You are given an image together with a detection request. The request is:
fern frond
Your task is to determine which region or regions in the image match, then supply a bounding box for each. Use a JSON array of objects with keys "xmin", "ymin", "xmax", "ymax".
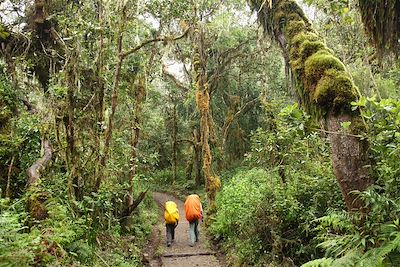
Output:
[
  {"xmin": 301, "ymin": 257, "xmax": 334, "ymax": 267},
  {"xmin": 331, "ymin": 249, "xmax": 360, "ymax": 267}
]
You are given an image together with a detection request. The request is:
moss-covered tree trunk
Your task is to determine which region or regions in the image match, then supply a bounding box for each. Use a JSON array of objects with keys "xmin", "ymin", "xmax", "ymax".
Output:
[
  {"xmin": 250, "ymin": 0, "xmax": 373, "ymax": 210},
  {"xmin": 96, "ymin": 4, "xmax": 126, "ymax": 190},
  {"xmin": 64, "ymin": 55, "xmax": 82, "ymax": 201},
  {"xmin": 121, "ymin": 76, "xmax": 147, "ymax": 230},
  {"xmin": 193, "ymin": 128, "xmax": 203, "ymax": 187},
  {"xmin": 192, "ymin": 25, "xmax": 220, "ymax": 207}
]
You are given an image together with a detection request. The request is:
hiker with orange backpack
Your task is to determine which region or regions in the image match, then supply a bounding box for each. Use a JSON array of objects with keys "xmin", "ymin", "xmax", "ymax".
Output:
[
  {"xmin": 164, "ymin": 201, "xmax": 179, "ymax": 247},
  {"xmin": 184, "ymin": 194, "xmax": 203, "ymax": 246}
]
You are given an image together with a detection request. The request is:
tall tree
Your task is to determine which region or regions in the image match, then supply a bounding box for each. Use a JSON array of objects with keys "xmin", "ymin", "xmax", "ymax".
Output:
[{"xmin": 248, "ymin": 0, "xmax": 373, "ymax": 210}]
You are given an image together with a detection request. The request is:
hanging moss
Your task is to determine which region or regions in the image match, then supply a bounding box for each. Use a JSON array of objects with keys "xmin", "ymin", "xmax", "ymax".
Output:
[
  {"xmin": 358, "ymin": 0, "xmax": 400, "ymax": 58},
  {"xmin": 195, "ymin": 91, "xmax": 210, "ymax": 114}
]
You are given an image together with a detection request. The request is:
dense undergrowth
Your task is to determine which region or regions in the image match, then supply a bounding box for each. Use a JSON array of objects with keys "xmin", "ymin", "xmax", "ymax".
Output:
[{"xmin": 0, "ymin": 184, "xmax": 158, "ymax": 267}]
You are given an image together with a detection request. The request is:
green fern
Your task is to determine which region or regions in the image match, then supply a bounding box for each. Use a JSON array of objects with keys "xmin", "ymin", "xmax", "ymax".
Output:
[
  {"xmin": 331, "ymin": 249, "xmax": 360, "ymax": 267},
  {"xmin": 301, "ymin": 257, "xmax": 334, "ymax": 267}
]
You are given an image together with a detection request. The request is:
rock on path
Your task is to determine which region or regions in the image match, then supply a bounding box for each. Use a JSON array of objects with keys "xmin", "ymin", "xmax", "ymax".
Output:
[{"xmin": 149, "ymin": 192, "xmax": 221, "ymax": 267}]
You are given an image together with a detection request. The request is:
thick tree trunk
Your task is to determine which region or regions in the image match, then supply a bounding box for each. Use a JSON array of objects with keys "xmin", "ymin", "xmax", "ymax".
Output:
[{"xmin": 327, "ymin": 113, "xmax": 372, "ymax": 210}]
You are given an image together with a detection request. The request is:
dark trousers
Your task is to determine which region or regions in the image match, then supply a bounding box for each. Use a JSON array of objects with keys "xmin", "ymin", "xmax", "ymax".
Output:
[{"xmin": 166, "ymin": 223, "xmax": 177, "ymax": 244}]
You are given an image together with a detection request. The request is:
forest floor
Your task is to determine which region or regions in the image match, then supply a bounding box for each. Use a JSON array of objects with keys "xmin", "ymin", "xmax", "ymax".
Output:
[{"xmin": 144, "ymin": 192, "xmax": 224, "ymax": 267}]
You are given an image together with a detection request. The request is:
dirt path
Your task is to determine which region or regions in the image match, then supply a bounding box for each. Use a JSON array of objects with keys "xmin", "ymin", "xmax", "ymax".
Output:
[{"xmin": 146, "ymin": 192, "xmax": 221, "ymax": 267}]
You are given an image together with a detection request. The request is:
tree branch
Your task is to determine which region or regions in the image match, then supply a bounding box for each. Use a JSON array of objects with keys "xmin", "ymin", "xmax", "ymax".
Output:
[
  {"xmin": 223, "ymin": 97, "xmax": 259, "ymax": 145},
  {"xmin": 162, "ymin": 65, "xmax": 191, "ymax": 92},
  {"xmin": 120, "ymin": 29, "xmax": 189, "ymax": 60},
  {"xmin": 209, "ymin": 40, "xmax": 251, "ymax": 91},
  {"xmin": 177, "ymin": 138, "xmax": 195, "ymax": 145}
]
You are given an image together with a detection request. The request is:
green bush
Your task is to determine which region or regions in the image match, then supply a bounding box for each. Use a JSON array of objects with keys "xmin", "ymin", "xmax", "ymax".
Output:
[{"xmin": 210, "ymin": 166, "xmax": 342, "ymax": 266}]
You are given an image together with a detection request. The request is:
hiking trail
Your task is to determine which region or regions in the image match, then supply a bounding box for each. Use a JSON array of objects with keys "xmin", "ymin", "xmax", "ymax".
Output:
[{"xmin": 145, "ymin": 192, "xmax": 223, "ymax": 267}]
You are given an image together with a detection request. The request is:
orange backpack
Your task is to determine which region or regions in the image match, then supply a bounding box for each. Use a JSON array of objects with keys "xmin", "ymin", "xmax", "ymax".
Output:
[{"xmin": 184, "ymin": 194, "xmax": 202, "ymax": 222}]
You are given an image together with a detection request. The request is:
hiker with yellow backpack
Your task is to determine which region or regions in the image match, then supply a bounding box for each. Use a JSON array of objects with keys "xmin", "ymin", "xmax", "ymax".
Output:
[{"xmin": 164, "ymin": 201, "xmax": 179, "ymax": 247}]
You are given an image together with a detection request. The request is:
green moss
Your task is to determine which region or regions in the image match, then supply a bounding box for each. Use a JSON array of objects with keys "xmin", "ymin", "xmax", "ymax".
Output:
[
  {"xmin": 304, "ymin": 50, "xmax": 345, "ymax": 87},
  {"xmin": 289, "ymin": 33, "xmax": 319, "ymax": 71},
  {"xmin": 271, "ymin": 0, "xmax": 312, "ymax": 35},
  {"xmin": 350, "ymin": 116, "xmax": 366, "ymax": 135},
  {"xmin": 290, "ymin": 32, "xmax": 319, "ymax": 57},
  {"xmin": 313, "ymin": 69, "xmax": 357, "ymax": 111},
  {"xmin": 299, "ymin": 40, "xmax": 326, "ymax": 60},
  {"xmin": 0, "ymin": 25, "xmax": 10, "ymax": 40},
  {"xmin": 285, "ymin": 20, "xmax": 307, "ymax": 39},
  {"xmin": 253, "ymin": 0, "xmax": 361, "ymax": 117}
]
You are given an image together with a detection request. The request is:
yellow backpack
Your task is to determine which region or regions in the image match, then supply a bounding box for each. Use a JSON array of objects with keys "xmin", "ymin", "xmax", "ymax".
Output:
[{"xmin": 164, "ymin": 201, "xmax": 179, "ymax": 224}]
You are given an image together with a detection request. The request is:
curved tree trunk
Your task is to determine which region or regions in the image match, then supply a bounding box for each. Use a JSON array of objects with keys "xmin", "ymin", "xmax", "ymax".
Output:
[
  {"xmin": 27, "ymin": 140, "xmax": 53, "ymax": 186},
  {"xmin": 26, "ymin": 139, "xmax": 53, "ymax": 221},
  {"xmin": 249, "ymin": 0, "xmax": 373, "ymax": 210}
]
